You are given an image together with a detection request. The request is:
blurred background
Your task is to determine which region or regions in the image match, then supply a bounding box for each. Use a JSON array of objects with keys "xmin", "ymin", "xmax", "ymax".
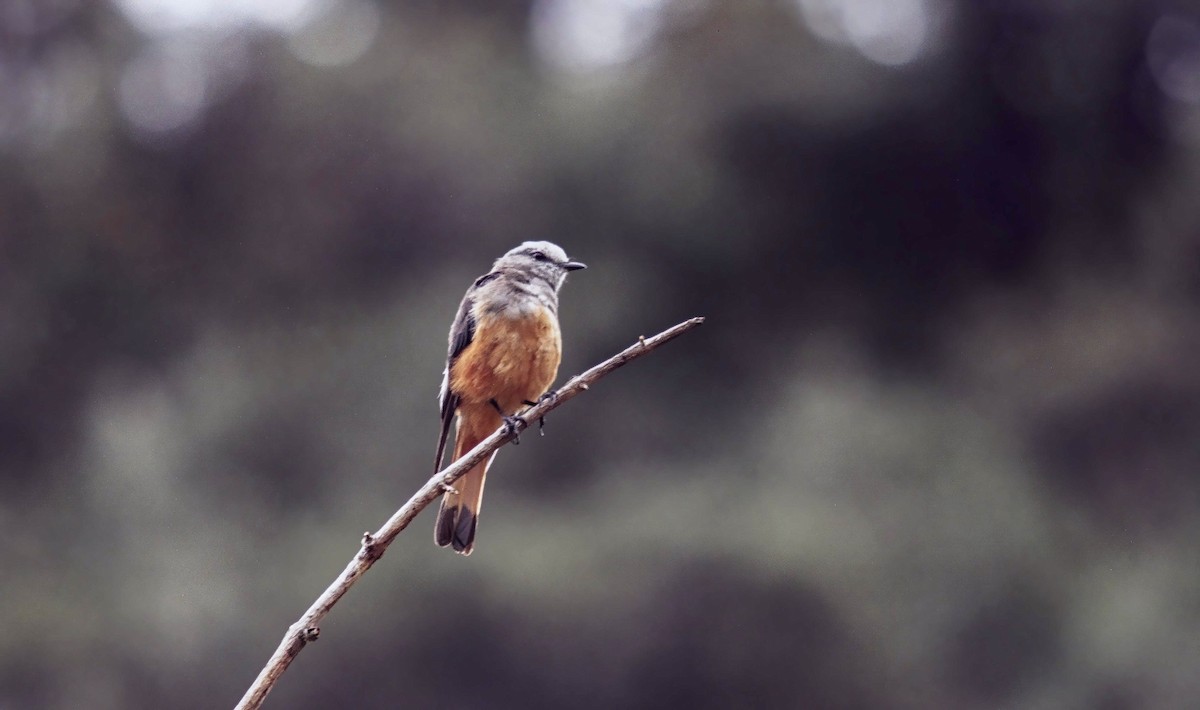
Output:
[{"xmin": 3, "ymin": 0, "xmax": 1200, "ymax": 707}]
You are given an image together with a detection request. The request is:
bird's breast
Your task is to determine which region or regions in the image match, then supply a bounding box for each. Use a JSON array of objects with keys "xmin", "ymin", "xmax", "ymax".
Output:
[{"xmin": 449, "ymin": 305, "xmax": 563, "ymax": 412}]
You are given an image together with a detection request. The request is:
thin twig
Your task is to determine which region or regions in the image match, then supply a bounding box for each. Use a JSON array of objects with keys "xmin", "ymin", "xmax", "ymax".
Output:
[{"xmin": 235, "ymin": 316, "xmax": 705, "ymax": 709}]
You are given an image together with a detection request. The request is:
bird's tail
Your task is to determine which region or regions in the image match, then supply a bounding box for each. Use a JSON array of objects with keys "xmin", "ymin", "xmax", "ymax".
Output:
[{"xmin": 435, "ymin": 427, "xmax": 495, "ymax": 555}]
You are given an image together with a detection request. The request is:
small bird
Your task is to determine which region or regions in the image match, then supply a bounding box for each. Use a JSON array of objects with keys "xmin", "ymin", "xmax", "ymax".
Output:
[{"xmin": 433, "ymin": 241, "xmax": 586, "ymax": 555}]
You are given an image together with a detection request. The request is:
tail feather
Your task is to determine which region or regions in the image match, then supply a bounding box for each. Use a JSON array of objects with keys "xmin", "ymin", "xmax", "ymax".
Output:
[{"xmin": 434, "ymin": 429, "xmax": 495, "ymax": 555}]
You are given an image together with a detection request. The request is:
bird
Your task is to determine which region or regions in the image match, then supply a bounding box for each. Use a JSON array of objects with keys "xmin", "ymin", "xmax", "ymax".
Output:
[{"xmin": 433, "ymin": 241, "xmax": 586, "ymax": 555}]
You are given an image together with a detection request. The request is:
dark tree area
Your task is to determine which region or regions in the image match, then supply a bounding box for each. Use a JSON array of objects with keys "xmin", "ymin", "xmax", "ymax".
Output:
[{"xmin": 3, "ymin": 1, "xmax": 1199, "ymax": 708}]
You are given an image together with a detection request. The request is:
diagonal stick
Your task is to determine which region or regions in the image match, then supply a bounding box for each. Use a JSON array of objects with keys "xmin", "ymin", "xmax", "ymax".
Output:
[{"xmin": 235, "ymin": 316, "xmax": 705, "ymax": 709}]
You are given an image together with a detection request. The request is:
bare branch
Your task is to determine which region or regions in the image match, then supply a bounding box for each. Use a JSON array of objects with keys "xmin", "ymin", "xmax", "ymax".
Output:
[{"xmin": 235, "ymin": 316, "xmax": 705, "ymax": 709}]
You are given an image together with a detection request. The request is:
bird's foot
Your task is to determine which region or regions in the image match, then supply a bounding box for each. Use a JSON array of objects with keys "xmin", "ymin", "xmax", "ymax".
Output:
[
  {"xmin": 535, "ymin": 390, "xmax": 559, "ymax": 435},
  {"xmin": 502, "ymin": 414, "xmax": 525, "ymax": 444},
  {"xmin": 521, "ymin": 390, "xmax": 559, "ymax": 435}
]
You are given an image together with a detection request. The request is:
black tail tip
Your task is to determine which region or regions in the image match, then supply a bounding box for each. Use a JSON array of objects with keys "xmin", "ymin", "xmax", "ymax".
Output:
[{"xmin": 435, "ymin": 505, "xmax": 478, "ymax": 555}]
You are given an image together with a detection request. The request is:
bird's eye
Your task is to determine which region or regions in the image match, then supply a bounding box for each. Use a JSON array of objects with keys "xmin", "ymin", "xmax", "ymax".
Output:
[{"xmin": 530, "ymin": 251, "xmax": 548, "ymax": 261}]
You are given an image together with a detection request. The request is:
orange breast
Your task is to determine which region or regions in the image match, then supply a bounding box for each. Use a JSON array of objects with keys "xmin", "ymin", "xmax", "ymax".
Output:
[{"xmin": 449, "ymin": 306, "xmax": 562, "ymax": 414}]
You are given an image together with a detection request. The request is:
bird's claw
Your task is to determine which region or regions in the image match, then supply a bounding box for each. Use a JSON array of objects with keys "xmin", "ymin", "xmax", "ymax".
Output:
[
  {"xmin": 439, "ymin": 481, "xmax": 458, "ymax": 495},
  {"xmin": 502, "ymin": 414, "xmax": 525, "ymax": 444},
  {"xmin": 534, "ymin": 390, "xmax": 558, "ymax": 435}
]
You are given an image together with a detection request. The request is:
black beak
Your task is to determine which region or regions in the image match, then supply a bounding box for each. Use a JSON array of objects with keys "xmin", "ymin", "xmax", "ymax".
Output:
[{"xmin": 563, "ymin": 260, "xmax": 587, "ymax": 271}]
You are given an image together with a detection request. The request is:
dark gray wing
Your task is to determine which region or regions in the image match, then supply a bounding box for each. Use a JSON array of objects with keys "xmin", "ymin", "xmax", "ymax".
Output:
[{"xmin": 433, "ymin": 273, "xmax": 496, "ymax": 472}]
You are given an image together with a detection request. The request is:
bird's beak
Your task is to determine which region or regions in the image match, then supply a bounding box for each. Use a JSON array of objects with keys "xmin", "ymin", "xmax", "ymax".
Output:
[{"xmin": 563, "ymin": 260, "xmax": 587, "ymax": 271}]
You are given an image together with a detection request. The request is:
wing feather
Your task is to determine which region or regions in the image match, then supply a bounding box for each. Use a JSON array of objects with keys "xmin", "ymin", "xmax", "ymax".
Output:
[{"xmin": 433, "ymin": 275, "xmax": 492, "ymax": 472}]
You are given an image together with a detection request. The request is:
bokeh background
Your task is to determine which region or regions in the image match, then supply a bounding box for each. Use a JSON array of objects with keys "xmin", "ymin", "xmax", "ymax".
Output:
[{"xmin": 4, "ymin": 0, "xmax": 1200, "ymax": 707}]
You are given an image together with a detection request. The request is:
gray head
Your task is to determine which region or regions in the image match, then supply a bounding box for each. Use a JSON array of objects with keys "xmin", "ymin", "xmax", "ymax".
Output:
[{"xmin": 492, "ymin": 241, "xmax": 586, "ymax": 291}]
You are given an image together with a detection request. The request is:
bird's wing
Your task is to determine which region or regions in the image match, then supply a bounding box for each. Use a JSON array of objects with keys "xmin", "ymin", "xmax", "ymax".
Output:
[{"xmin": 433, "ymin": 272, "xmax": 497, "ymax": 472}]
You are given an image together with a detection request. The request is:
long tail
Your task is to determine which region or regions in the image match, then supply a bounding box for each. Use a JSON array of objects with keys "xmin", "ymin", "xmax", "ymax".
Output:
[{"xmin": 434, "ymin": 426, "xmax": 496, "ymax": 555}]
